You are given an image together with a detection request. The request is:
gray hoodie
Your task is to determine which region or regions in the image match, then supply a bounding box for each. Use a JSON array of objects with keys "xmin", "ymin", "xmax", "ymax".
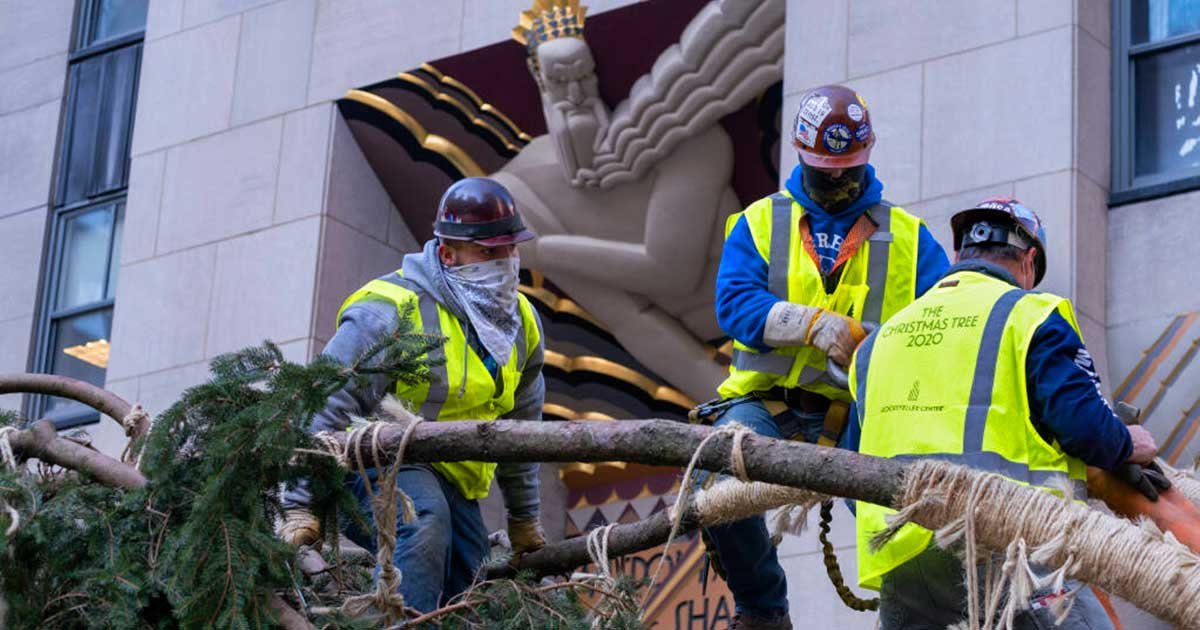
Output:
[{"xmin": 283, "ymin": 240, "xmax": 544, "ymax": 519}]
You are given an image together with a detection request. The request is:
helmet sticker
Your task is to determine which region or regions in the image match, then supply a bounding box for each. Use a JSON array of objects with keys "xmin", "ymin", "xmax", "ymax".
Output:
[
  {"xmin": 847, "ymin": 103, "xmax": 864, "ymax": 122},
  {"xmin": 823, "ymin": 123, "xmax": 852, "ymax": 153},
  {"xmin": 799, "ymin": 94, "xmax": 833, "ymax": 127},
  {"xmin": 854, "ymin": 122, "xmax": 871, "ymax": 143},
  {"xmin": 795, "ymin": 118, "xmax": 818, "ymax": 148}
]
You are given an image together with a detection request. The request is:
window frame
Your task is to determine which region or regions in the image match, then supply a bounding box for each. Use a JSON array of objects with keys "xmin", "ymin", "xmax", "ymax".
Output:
[
  {"xmin": 1111, "ymin": 1, "xmax": 1200, "ymax": 206},
  {"xmin": 25, "ymin": 0, "xmax": 144, "ymax": 428}
]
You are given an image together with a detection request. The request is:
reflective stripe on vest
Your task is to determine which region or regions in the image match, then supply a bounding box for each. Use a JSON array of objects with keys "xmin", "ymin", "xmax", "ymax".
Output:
[
  {"xmin": 852, "ymin": 276, "xmax": 1087, "ymax": 589},
  {"xmin": 337, "ymin": 271, "xmax": 538, "ymax": 500},
  {"xmin": 718, "ymin": 192, "xmax": 922, "ymax": 401}
]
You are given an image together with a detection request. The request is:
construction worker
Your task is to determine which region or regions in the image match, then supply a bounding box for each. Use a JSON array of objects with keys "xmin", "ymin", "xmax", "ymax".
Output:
[
  {"xmin": 704, "ymin": 84, "xmax": 950, "ymax": 629},
  {"xmin": 850, "ymin": 198, "xmax": 1167, "ymax": 628},
  {"xmin": 278, "ymin": 177, "xmax": 548, "ymax": 612}
]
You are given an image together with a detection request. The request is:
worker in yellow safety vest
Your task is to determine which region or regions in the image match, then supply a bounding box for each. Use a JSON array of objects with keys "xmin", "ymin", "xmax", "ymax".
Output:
[
  {"xmin": 850, "ymin": 198, "xmax": 1168, "ymax": 629},
  {"xmin": 278, "ymin": 177, "xmax": 548, "ymax": 613},
  {"xmin": 701, "ymin": 84, "xmax": 950, "ymax": 630}
]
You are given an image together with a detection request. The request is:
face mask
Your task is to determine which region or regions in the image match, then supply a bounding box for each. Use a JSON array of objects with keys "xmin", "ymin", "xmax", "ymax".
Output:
[
  {"xmin": 442, "ymin": 256, "xmax": 522, "ymax": 367},
  {"xmin": 801, "ymin": 163, "xmax": 866, "ymax": 213}
]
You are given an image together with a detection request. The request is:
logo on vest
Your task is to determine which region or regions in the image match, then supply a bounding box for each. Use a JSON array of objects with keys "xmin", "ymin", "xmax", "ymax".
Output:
[{"xmin": 907, "ymin": 380, "xmax": 920, "ymax": 402}]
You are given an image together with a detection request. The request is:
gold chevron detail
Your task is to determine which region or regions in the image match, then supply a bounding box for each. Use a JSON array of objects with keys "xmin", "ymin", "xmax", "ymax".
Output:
[
  {"xmin": 343, "ymin": 90, "xmax": 485, "ymax": 177},
  {"xmin": 518, "ymin": 284, "xmax": 604, "ymax": 329},
  {"xmin": 422, "ymin": 63, "xmax": 534, "ymax": 142},
  {"xmin": 542, "ymin": 402, "xmax": 615, "ymax": 421},
  {"xmin": 543, "ymin": 350, "xmax": 698, "ymax": 409},
  {"xmin": 397, "ymin": 71, "xmax": 526, "ymax": 153}
]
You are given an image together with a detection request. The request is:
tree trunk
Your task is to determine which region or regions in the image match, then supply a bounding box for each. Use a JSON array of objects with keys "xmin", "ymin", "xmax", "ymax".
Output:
[
  {"xmin": 335, "ymin": 419, "xmax": 906, "ymax": 507},
  {"xmin": 0, "ymin": 373, "xmax": 132, "ymax": 423}
]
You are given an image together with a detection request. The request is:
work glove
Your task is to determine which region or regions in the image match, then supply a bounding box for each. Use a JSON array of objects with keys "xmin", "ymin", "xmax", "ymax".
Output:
[
  {"xmin": 763, "ymin": 303, "xmax": 868, "ymax": 367},
  {"xmin": 507, "ymin": 516, "xmax": 546, "ymax": 555},
  {"xmin": 277, "ymin": 508, "xmax": 321, "ymax": 548},
  {"xmin": 807, "ymin": 310, "xmax": 867, "ymax": 368},
  {"xmin": 1116, "ymin": 461, "xmax": 1172, "ymax": 502}
]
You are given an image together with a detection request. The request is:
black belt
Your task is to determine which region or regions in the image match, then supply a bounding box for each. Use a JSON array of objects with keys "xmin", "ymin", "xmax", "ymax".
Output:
[{"xmin": 760, "ymin": 387, "xmax": 832, "ymax": 414}]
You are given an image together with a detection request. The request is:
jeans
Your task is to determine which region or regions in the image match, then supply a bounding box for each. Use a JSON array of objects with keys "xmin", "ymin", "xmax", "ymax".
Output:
[
  {"xmin": 699, "ymin": 398, "xmax": 825, "ymax": 618},
  {"xmin": 880, "ymin": 546, "xmax": 1115, "ymax": 630},
  {"xmin": 344, "ymin": 464, "xmax": 488, "ymax": 613}
]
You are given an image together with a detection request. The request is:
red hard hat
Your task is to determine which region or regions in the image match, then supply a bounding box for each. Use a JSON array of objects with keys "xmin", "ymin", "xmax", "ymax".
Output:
[
  {"xmin": 951, "ymin": 197, "xmax": 1048, "ymax": 286},
  {"xmin": 790, "ymin": 85, "xmax": 875, "ymax": 169},
  {"xmin": 434, "ymin": 177, "xmax": 536, "ymax": 246}
]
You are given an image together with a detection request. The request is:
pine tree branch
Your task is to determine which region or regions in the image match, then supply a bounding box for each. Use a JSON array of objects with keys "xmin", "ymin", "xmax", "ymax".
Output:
[
  {"xmin": 4, "ymin": 420, "xmax": 313, "ymax": 630},
  {"xmin": 0, "ymin": 373, "xmax": 134, "ymax": 424},
  {"xmin": 6, "ymin": 420, "xmax": 147, "ymax": 490}
]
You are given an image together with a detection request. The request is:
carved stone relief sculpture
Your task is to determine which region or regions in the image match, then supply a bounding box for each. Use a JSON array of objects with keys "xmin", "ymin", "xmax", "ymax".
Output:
[{"xmin": 490, "ymin": 0, "xmax": 784, "ymax": 400}]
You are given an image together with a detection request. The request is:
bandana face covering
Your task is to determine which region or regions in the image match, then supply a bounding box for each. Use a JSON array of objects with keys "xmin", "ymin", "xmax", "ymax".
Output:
[{"xmin": 442, "ymin": 256, "xmax": 522, "ymax": 366}]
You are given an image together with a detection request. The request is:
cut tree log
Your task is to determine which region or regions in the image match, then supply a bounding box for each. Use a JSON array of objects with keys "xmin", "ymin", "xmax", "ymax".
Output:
[{"xmin": 4, "ymin": 373, "xmax": 1198, "ymax": 626}]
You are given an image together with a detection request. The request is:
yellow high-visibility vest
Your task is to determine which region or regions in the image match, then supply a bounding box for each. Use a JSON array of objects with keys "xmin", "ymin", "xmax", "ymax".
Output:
[
  {"xmin": 851, "ymin": 270, "xmax": 1087, "ymax": 590},
  {"xmin": 337, "ymin": 271, "xmax": 542, "ymax": 500},
  {"xmin": 718, "ymin": 191, "xmax": 924, "ymax": 401}
]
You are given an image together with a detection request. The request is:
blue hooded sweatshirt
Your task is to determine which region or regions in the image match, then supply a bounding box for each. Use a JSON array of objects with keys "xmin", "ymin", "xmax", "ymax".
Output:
[{"xmin": 715, "ymin": 163, "xmax": 950, "ymax": 352}]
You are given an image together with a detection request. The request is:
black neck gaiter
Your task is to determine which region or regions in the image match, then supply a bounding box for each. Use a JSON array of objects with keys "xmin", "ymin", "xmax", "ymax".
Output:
[{"xmin": 801, "ymin": 163, "xmax": 867, "ymax": 213}]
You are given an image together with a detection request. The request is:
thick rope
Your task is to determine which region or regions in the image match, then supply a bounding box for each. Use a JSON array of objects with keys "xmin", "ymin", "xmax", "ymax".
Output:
[
  {"xmin": 119, "ymin": 404, "xmax": 150, "ymax": 467},
  {"xmin": 818, "ymin": 501, "xmax": 879, "ymax": 611},
  {"xmin": 585, "ymin": 524, "xmax": 616, "ymax": 584},
  {"xmin": 0, "ymin": 427, "xmax": 18, "ymax": 537},
  {"xmin": 339, "ymin": 397, "xmax": 423, "ymax": 623},
  {"xmin": 873, "ymin": 460, "xmax": 1200, "ymax": 629},
  {"xmin": 644, "ymin": 423, "xmax": 751, "ymax": 611},
  {"xmin": 0, "ymin": 427, "xmax": 17, "ymax": 472},
  {"xmin": 1160, "ymin": 459, "xmax": 1200, "ymax": 509}
]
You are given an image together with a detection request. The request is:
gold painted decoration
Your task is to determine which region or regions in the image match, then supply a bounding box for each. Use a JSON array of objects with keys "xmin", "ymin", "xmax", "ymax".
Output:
[
  {"xmin": 421, "ymin": 64, "xmax": 534, "ymax": 143},
  {"xmin": 543, "ymin": 350, "xmax": 697, "ymax": 409},
  {"xmin": 342, "ymin": 89, "xmax": 486, "ymax": 177},
  {"xmin": 512, "ymin": 0, "xmax": 588, "ymax": 53}
]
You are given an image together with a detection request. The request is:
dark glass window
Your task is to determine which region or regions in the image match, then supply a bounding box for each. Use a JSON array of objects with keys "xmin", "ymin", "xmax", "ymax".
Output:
[
  {"xmin": 1113, "ymin": 1, "xmax": 1200, "ymax": 204},
  {"xmin": 77, "ymin": 0, "xmax": 148, "ymax": 50},
  {"xmin": 30, "ymin": 1, "xmax": 143, "ymax": 427},
  {"xmin": 58, "ymin": 44, "xmax": 140, "ymax": 206}
]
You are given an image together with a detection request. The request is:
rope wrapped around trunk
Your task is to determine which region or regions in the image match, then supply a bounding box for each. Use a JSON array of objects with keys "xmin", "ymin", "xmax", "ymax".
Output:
[{"xmin": 875, "ymin": 460, "xmax": 1200, "ymax": 630}]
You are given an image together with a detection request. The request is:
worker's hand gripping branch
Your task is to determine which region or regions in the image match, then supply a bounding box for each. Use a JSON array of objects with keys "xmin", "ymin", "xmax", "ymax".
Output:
[
  {"xmin": 763, "ymin": 302, "xmax": 867, "ymax": 367},
  {"xmin": 1114, "ymin": 401, "xmax": 1171, "ymax": 501}
]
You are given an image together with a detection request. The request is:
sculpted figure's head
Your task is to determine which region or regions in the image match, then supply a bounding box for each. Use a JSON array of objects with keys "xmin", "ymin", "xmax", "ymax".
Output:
[{"xmin": 514, "ymin": 1, "xmax": 609, "ymax": 185}]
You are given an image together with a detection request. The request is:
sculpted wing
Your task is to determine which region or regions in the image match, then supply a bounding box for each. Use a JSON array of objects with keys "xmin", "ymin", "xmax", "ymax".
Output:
[{"xmin": 582, "ymin": 0, "xmax": 784, "ymax": 188}]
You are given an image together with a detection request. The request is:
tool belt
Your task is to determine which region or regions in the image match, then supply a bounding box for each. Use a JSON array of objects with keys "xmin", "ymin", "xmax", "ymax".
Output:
[{"xmin": 688, "ymin": 388, "xmax": 852, "ymax": 448}]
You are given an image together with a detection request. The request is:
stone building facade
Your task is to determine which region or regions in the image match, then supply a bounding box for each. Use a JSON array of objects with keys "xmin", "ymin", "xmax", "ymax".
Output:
[{"xmin": 1, "ymin": 1, "xmax": 1197, "ymax": 628}]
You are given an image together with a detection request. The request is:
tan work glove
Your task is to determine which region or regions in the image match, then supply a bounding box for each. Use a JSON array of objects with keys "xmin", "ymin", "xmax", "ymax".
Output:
[
  {"xmin": 277, "ymin": 508, "xmax": 321, "ymax": 548},
  {"xmin": 807, "ymin": 309, "xmax": 867, "ymax": 368},
  {"xmin": 507, "ymin": 516, "xmax": 546, "ymax": 555},
  {"xmin": 763, "ymin": 302, "xmax": 866, "ymax": 367}
]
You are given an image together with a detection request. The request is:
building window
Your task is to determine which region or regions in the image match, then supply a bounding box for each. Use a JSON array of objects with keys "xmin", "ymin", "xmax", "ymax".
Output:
[
  {"xmin": 29, "ymin": 0, "xmax": 146, "ymax": 428},
  {"xmin": 1113, "ymin": 0, "xmax": 1200, "ymax": 205}
]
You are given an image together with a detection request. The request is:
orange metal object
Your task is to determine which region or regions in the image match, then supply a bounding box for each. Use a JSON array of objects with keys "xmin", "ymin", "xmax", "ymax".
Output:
[{"xmin": 1087, "ymin": 467, "xmax": 1200, "ymax": 553}]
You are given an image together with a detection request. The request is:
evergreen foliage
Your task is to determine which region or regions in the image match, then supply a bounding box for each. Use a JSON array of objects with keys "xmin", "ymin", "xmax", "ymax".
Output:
[
  {"xmin": 0, "ymin": 303, "xmax": 442, "ymax": 628},
  {"xmin": 0, "ymin": 301, "xmax": 651, "ymax": 629}
]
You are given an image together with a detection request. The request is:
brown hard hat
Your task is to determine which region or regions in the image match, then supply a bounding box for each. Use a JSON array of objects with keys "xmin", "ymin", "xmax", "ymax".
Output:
[
  {"xmin": 790, "ymin": 85, "xmax": 875, "ymax": 169},
  {"xmin": 434, "ymin": 177, "xmax": 536, "ymax": 246}
]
